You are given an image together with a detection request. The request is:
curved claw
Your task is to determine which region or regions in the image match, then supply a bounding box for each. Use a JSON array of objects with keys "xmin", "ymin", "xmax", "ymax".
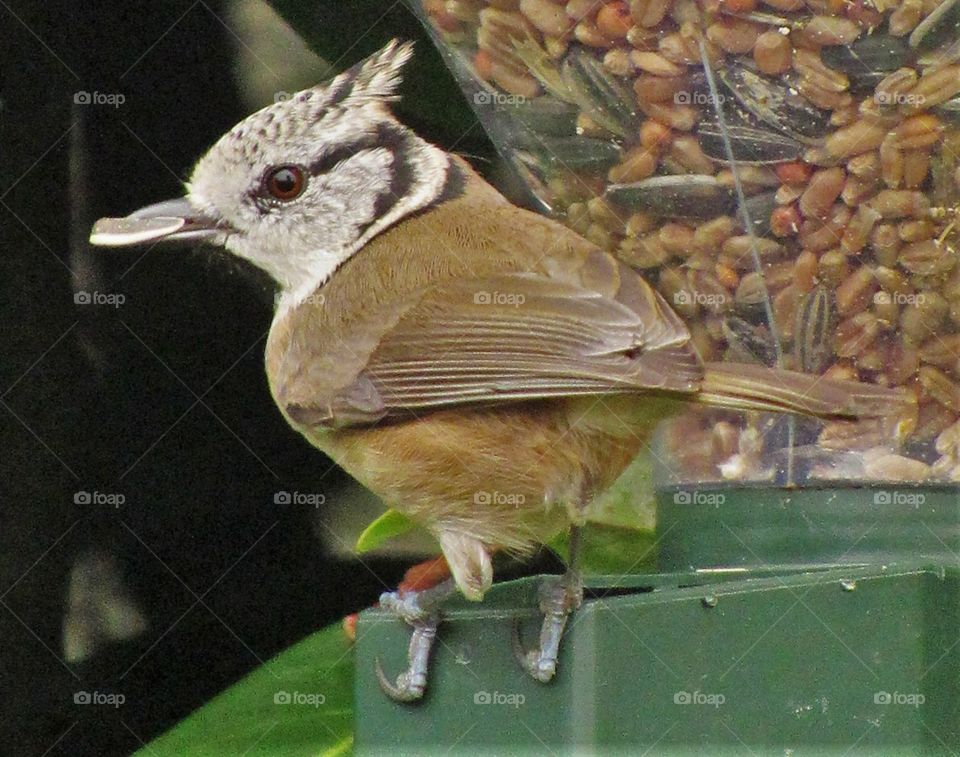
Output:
[
  {"xmin": 375, "ymin": 656, "xmax": 426, "ymax": 703},
  {"xmin": 373, "ymin": 579, "xmax": 454, "ymax": 702},
  {"xmin": 511, "ymin": 619, "xmax": 556, "ymax": 683}
]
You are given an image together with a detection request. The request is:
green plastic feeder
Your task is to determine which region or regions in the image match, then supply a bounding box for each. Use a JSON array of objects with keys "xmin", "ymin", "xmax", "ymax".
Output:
[{"xmin": 355, "ymin": 486, "xmax": 960, "ymax": 755}]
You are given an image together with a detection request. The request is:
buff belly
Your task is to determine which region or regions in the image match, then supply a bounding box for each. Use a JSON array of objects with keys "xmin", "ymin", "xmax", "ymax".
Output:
[{"xmin": 303, "ymin": 394, "xmax": 684, "ymax": 555}]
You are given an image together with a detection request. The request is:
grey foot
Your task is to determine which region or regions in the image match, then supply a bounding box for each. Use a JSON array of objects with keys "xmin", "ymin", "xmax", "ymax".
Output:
[
  {"xmin": 374, "ymin": 579, "xmax": 455, "ymax": 702},
  {"xmin": 512, "ymin": 574, "xmax": 583, "ymax": 683}
]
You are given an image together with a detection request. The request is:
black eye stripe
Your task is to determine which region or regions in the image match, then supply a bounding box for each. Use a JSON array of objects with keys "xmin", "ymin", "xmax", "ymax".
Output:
[
  {"xmin": 306, "ymin": 140, "xmax": 372, "ymax": 176},
  {"xmin": 306, "ymin": 123, "xmax": 408, "ymax": 177},
  {"xmin": 250, "ymin": 123, "xmax": 413, "ymax": 214}
]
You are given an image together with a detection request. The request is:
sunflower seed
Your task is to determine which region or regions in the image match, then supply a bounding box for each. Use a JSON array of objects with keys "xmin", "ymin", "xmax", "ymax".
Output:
[
  {"xmin": 511, "ymin": 96, "xmax": 579, "ymax": 137},
  {"xmin": 918, "ymin": 37, "xmax": 960, "ymax": 68},
  {"xmin": 910, "ymin": 0, "xmax": 960, "ymax": 52},
  {"xmin": 736, "ymin": 191, "xmax": 778, "ymax": 237},
  {"xmin": 526, "ymin": 136, "xmax": 623, "ymax": 171},
  {"xmin": 820, "ymin": 35, "xmax": 913, "ymax": 91},
  {"xmin": 606, "ymin": 175, "xmax": 736, "ymax": 217},
  {"xmin": 696, "ymin": 121, "xmax": 805, "ymax": 164},
  {"xmin": 794, "ymin": 285, "xmax": 835, "ymax": 372},
  {"xmin": 723, "ymin": 315, "xmax": 779, "ymax": 364},
  {"xmin": 562, "ymin": 47, "xmax": 638, "ymax": 138},
  {"xmin": 718, "ymin": 61, "xmax": 832, "ymax": 143}
]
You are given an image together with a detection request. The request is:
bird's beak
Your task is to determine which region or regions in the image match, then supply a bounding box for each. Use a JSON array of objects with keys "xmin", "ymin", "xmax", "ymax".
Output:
[{"xmin": 89, "ymin": 197, "xmax": 225, "ymax": 247}]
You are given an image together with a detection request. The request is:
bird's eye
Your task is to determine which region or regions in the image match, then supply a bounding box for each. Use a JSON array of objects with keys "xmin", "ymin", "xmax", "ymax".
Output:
[{"xmin": 265, "ymin": 165, "xmax": 305, "ymax": 201}]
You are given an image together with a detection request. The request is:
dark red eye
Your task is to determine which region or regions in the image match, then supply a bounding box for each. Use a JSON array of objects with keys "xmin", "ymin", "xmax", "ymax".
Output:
[{"xmin": 265, "ymin": 165, "xmax": 305, "ymax": 201}]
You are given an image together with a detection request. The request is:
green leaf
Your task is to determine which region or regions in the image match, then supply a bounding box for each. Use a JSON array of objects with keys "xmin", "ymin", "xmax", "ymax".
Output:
[
  {"xmin": 549, "ymin": 523, "xmax": 658, "ymax": 576},
  {"xmin": 138, "ymin": 623, "xmax": 354, "ymax": 756},
  {"xmin": 586, "ymin": 450, "xmax": 656, "ymax": 532},
  {"xmin": 548, "ymin": 452, "xmax": 658, "ymax": 574},
  {"xmin": 354, "ymin": 508, "xmax": 418, "ymax": 554}
]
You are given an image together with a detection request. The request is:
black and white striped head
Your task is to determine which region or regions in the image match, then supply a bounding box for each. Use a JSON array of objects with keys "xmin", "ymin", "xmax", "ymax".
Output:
[
  {"xmin": 191, "ymin": 39, "xmax": 454, "ymax": 298},
  {"xmin": 90, "ymin": 40, "xmax": 453, "ymax": 303}
]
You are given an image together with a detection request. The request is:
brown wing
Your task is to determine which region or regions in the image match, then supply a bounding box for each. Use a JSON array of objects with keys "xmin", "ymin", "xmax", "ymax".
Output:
[{"xmin": 282, "ymin": 268, "xmax": 703, "ymax": 429}]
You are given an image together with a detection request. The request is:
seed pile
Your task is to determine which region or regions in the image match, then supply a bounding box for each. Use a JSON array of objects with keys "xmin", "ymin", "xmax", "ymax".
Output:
[{"xmin": 418, "ymin": 0, "xmax": 960, "ymax": 482}]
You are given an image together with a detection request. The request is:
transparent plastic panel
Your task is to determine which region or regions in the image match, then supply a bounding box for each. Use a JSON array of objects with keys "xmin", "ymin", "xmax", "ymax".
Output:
[{"xmin": 409, "ymin": 0, "xmax": 960, "ymax": 486}]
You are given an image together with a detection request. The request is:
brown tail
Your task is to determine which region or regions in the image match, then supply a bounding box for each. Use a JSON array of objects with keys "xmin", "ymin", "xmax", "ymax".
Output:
[{"xmin": 700, "ymin": 362, "xmax": 913, "ymax": 421}]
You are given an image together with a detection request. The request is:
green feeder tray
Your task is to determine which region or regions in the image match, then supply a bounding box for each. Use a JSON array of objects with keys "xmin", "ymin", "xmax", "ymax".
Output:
[
  {"xmin": 355, "ymin": 486, "xmax": 960, "ymax": 755},
  {"xmin": 657, "ymin": 484, "xmax": 960, "ymax": 571}
]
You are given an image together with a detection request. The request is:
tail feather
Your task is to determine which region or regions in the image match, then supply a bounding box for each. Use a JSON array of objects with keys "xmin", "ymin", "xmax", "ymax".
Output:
[{"xmin": 700, "ymin": 362, "xmax": 913, "ymax": 421}]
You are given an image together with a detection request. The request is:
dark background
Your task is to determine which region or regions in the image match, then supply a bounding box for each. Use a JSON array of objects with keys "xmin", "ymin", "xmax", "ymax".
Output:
[{"xmin": 0, "ymin": 2, "xmax": 532, "ymax": 754}]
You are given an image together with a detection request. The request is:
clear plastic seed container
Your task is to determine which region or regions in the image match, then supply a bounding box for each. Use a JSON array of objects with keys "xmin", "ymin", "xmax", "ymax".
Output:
[{"xmin": 409, "ymin": 0, "xmax": 960, "ymax": 486}]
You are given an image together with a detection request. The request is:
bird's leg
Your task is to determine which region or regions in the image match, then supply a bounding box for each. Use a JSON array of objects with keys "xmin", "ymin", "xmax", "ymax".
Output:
[
  {"xmin": 375, "ymin": 577, "xmax": 456, "ymax": 702},
  {"xmin": 513, "ymin": 524, "xmax": 584, "ymax": 683},
  {"xmin": 345, "ymin": 556, "xmax": 451, "ymax": 644}
]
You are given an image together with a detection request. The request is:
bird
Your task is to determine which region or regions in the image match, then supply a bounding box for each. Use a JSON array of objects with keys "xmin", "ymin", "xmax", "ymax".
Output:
[{"xmin": 90, "ymin": 39, "xmax": 913, "ymax": 702}]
